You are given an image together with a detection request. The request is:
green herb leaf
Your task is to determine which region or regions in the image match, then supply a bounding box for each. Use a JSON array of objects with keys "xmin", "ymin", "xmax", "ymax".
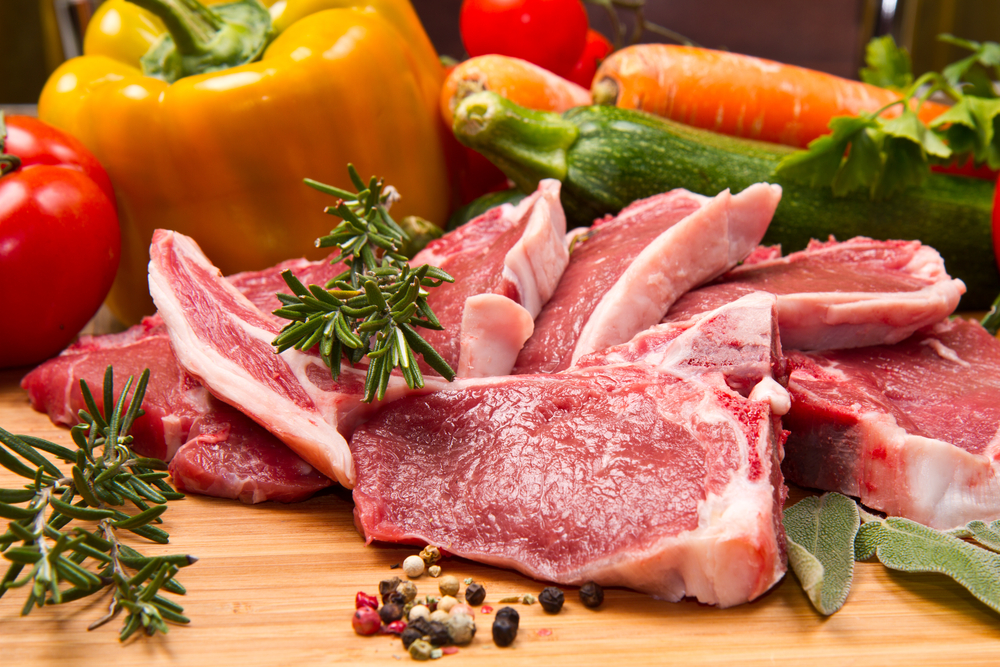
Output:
[
  {"xmin": 856, "ymin": 515, "xmax": 1000, "ymax": 614},
  {"xmin": 775, "ymin": 115, "xmax": 879, "ymax": 191},
  {"xmin": 783, "ymin": 493, "xmax": 860, "ymax": 615},
  {"xmin": 929, "ymin": 95, "xmax": 1000, "ymax": 169},
  {"xmin": 0, "ymin": 367, "xmax": 192, "ymax": 641},
  {"xmin": 860, "ymin": 35, "xmax": 913, "ymax": 91},
  {"xmin": 939, "ymin": 35, "xmax": 1000, "ymax": 97},
  {"xmin": 272, "ymin": 166, "xmax": 455, "ymax": 401}
]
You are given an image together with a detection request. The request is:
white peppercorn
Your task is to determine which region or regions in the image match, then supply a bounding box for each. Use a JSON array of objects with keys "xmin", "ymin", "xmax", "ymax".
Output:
[
  {"xmin": 408, "ymin": 604, "xmax": 430, "ymax": 622},
  {"xmin": 437, "ymin": 595, "xmax": 458, "ymax": 613},
  {"xmin": 446, "ymin": 612, "xmax": 476, "ymax": 645},
  {"xmin": 438, "ymin": 575, "xmax": 460, "ymax": 598},
  {"xmin": 403, "ymin": 555, "xmax": 425, "ymax": 578}
]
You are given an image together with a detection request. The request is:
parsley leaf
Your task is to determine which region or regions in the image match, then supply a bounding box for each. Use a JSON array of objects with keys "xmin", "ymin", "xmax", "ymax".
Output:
[{"xmin": 860, "ymin": 35, "xmax": 913, "ymax": 91}]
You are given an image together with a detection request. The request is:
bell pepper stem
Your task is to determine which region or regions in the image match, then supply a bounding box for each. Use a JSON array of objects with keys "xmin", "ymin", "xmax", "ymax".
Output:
[
  {"xmin": 128, "ymin": 0, "xmax": 272, "ymax": 82},
  {"xmin": 451, "ymin": 91, "xmax": 579, "ymax": 194},
  {"xmin": 0, "ymin": 112, "xmax": 21, "ymax": 178},
  {"xmin": 128, "ymin": 0, "xmax": 224, "ymax": 56}
]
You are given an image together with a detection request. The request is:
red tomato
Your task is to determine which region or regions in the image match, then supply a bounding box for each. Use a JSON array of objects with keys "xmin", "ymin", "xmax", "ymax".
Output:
[
  {"xmin": 0, "ymin": 115, "xmax": 120, "ymax": 369},
  {"xmin": 460, "ymin": 0, "xmax": 589, "ymax": 78},
  {"xmin": 566, "ymin": 29, "xmax": 613, "ymax": 89}
]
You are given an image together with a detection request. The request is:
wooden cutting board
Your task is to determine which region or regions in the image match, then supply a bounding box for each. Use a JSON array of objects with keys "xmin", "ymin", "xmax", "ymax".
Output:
[{"xmin": 1, "ymin": 366, "xmax": 999, "ymax": 666}]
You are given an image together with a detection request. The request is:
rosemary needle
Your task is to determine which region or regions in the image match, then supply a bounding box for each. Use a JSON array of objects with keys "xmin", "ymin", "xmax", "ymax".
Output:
[
  {"xmin": 0, "ymin": 366, "xmax": 194, "ymax": 641},
  {"xmin": 272, "ymin": 165, "xmax": 456, "ymax": 401}
]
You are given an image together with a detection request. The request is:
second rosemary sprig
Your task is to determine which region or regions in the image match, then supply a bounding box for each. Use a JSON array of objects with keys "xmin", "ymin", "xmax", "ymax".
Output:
[{"xmin": 271, "ymin": 165, "xmax": 456, "ymax": 401}]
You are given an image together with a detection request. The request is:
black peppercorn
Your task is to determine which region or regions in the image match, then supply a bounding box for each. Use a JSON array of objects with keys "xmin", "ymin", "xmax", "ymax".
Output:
[
  {"xmin": 492, "ymin": 616, "xmax": 517, "ymax": 647},
  {"xmin": 408, "ymin": 617, "xmax": 432, "ymax": 636},
  {"xmin": 579, "ymin": 581, "xmax": 604, "ymax": 608},
  {"xmin": 400, "ymin": 626, "xmax": 423, "ymax": 649},
  {"xmin": 384, "ymin": 590, "xmax": 407, "ymax": 607},
  {"xmin": 464, "ymin": 582, "xmax": 486, "ymax": 606},
  {"xmin": 380, "ymin": 576, "xmax": 402, "ymax": 602},
  {"xmin": 379, "ymin": 602, "xmax": 403, "ymax": 624},
  {"xmin": 426, "ymin": 620, "xmax": 451, "ymax": 646},
  {"xmin": 538, "ymin": 586, "xmax": 564, "ymax": 613},
  {"xmin": 495, "ymin": 605, "xmax": 519, "ymax": 630}
]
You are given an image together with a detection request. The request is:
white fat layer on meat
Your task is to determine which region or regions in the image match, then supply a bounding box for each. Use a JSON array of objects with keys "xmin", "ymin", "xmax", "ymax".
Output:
[
  {"xmin": 736, "ymin": 239, "xmax": 965, "ymax": 350},
  {"xmin": 500, "ymin": 179, "xmax": 568, "ymax": 318},
  {"xmin": 149, "ymin": 231, "xmax": 356, "ymax": 488},
  {"xmin": 749, "ymin": 377, "xmax": 790, "ymax": 416},
  {"xmin": 853, "ymin": 412, "xmax": 1000, "ymax": 529},
  {"xmin": 458, "ymin": 295, "xmax": 535, "ymax": 378},
  {"xmin": 921, "ymin": 338, "xmax": 971, "ymax": 367},
  {"xmin": 571, "ymin": 183, "xmax": 780, "ymax": 365}
]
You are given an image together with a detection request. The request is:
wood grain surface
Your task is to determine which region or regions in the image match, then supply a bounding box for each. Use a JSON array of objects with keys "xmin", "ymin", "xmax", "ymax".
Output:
[{"xmin": 1, "ymin": 366, "xmax": 999, "ymax": 666}]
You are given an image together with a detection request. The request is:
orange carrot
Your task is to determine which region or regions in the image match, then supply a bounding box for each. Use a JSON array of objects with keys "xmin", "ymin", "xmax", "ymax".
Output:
[
  {"xmin": 592, "ymin": 44, "xmax": 951, "ymax": 149},
  {"xmin": 440, "ymin": 55, "xmax": 592, "ymax": 129}
]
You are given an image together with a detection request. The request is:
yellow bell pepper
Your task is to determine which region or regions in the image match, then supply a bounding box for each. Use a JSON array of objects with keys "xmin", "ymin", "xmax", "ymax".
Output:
[{"xmin": 40, "ymin": 0, "xmax": 451, "ymax": 324}]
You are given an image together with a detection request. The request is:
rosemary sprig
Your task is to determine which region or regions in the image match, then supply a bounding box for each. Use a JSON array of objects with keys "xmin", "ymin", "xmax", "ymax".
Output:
[
  {"xmin": 271, "ymin": 165, "xmax": 456, "ymax": 401},
  {"xmin": 0, "ymin": 366, "xmax": 194, "ymax": 641}
]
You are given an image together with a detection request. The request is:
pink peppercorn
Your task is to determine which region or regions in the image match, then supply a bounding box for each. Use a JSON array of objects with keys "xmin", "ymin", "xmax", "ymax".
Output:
[
  {"xmin": 352, "ymin": 607, "xmax": 382, "ymax": 636},
  {"xmin": 355, "ymin": 591, "xmax": 379, "ymax": 610},
  {"xmin": 384, "ymin": 620, "xmax": 407, "ymax": 635}
]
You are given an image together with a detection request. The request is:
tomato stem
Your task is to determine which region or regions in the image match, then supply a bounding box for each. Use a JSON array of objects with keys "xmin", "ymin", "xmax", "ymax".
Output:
[{"xmin": 0, "ymin": 112, "xmax": 21, "ymax": 178}]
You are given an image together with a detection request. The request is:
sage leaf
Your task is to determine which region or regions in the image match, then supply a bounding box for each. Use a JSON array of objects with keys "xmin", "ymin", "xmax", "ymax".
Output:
[
  {"xmin": 856, "ymin": 516, "xmax": 1000, "ymax": 614},
  {"xmin": 783, "ymin": 492, "xmax": 860, "ymax": 615},
  {"xmin": 948, "ymin": 519, "xmax": 1000, "ymax": 553}
]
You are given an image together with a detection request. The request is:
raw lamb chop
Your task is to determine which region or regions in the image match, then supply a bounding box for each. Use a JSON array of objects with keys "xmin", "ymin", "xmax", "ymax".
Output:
[
  {"xmin": 663, "ymin": 237, "xmax": 966, "ymax": 350},
  {"xmin": 512, "ymin": 183, "xmax": 781, "ymax": 374},
  {"xmin": 20, "ymin": 315, "xmax": 332, "ymax": 503},
  {"xmin": 148, "ymin": 230, "xmax": 449, "ymax": 488},
  {"xmin": 351, "ymin": 293, "xmax": 789, "ymax": 607},
  {"xmin": 21, "ymin": 254, "xmax": 345, "ymax": 503},
  {"xmin": 782, "ymin": 317, "xmax": 1000, "ymax": 529},
  {"xmin": 412, "ymin": 179, "xmax": 568, "ymax": 377}
]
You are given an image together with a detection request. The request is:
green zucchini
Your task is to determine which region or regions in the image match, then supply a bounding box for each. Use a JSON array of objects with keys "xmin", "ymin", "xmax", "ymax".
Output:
[{"xmin": 452, "ymin": 91, "xmax": 999, "ymax": 309}]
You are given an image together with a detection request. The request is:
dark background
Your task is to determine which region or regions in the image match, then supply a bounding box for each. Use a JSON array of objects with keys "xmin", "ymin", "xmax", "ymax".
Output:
[{"xmin": 2, "ymin": 0, "xmax": 999, "ymax": 104}]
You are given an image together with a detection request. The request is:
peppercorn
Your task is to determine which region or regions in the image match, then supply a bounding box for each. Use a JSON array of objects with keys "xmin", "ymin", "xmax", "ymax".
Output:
[
  {"xmin": 379, "ymin": 602, "xmax": 404, "ymax": 624},
  {"xmin": 352, "ymin": 607, "xmax": 382, "ymax": 636},
  {"xmin": 426, "ymin": 620, "xmax": 451, "ymax": 646},
  {"xmin": 429, "ymin": 609, "xmax": 449, "ymax": 624},
  {"xmin": 379, "ymin": 576, "xmax": 402, "ymax": 601},
  {"xmin": 465, "ymin": 582, "xmax": 486, "ymax": 606},
  {"xmin": 437, "ymin": 595, "xmax": 458, "ymax": 613},
  {"xmin": 420, "ymin": 545, "xmax": 441, "ymax": 565},
  {"xmin": 439, "ymin": 575, "xmax": 460, "ymax": 597},
  {"xmin": 396, "ymin": 580, "xmax": 418, "ymax": 603},
  {"xmin": 492, "ymin": 614, "xmax": 518, "ymax": 647},
  {"xmin": 428, "ymin": 564, "xmax": 442, "ymax": 577},
  {"xmin": 355, "ymin": 591, "xmax": 378, "ymax": 610},
  {"xmin": 384, "ymin": 620, "xmax": 407, "ymax": 635},
  {"xmin": 446, "ymin": 611, "xmax": 476, "ymax": 645},
  {"xmin": 384, "ymin": 590, "xmax": 407, "ymax": 607},
  {"xmin": 408, "ymin": 616, "xmax": 432, "ymax": 636},
  {"xmin": 401, "ymin": 625, "xmax": 423, "ymax": 649},
  {"xmin": 408, "ymin": 639, "xmax": 433, "ymax": 661},
  {"xmin": 408, "ymin": 604, "xmax": 430, "ymax": 623},
  {"xmin": 538, "ymin": 587, "xmax": 564, "ymax": 614},
  {"xmin": 403, "ymin": 555, "xmax": 426, "ymax": 578},
  {"xmin": 579, "ymin": 581, "xmax": 604, "ymax": 608},
  {"xmin": 495, "ymin": 606, "xmax": 519, "ymax": 631}
]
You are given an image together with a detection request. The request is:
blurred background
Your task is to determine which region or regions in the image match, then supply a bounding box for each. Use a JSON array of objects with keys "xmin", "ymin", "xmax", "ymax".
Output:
[{"xmin": 2, "ymin": 0, "xmax": 999, "ymax": 105}]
